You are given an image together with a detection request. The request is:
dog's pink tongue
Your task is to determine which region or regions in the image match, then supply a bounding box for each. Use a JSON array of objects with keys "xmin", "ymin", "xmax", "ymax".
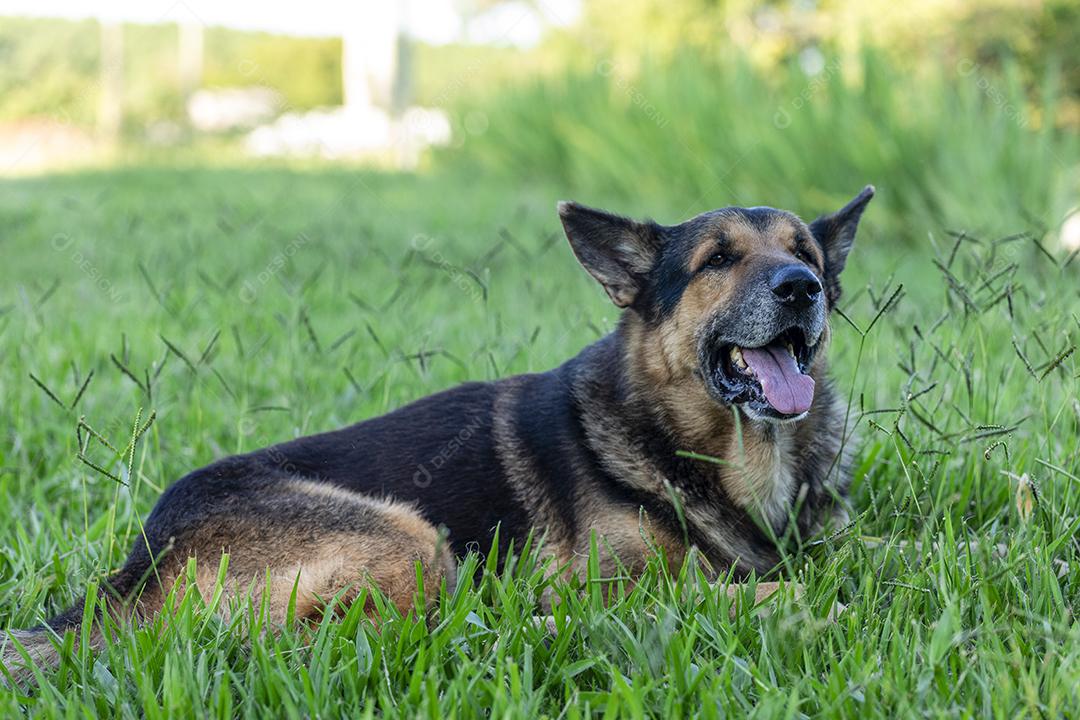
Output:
[{"xmin": 741, "ymin": 345, "xmax": 815, "ymax": 415}]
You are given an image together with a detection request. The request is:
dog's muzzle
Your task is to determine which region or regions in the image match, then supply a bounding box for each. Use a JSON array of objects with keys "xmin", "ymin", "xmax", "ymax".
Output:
[{"xmin": 699, "ymin": 268, "xmax": 827, "ymax": 421}]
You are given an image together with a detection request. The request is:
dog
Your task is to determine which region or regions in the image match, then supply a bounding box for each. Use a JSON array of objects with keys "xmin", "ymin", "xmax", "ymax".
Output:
[{"xmin": 3, "ymin": 186, "xmax": 874, "ymax": 681}]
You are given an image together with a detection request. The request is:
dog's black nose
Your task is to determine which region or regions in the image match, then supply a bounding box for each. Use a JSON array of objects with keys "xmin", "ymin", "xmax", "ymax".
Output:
[{"xmin": 770, "ymin": 265, "xmax": 822, "ymax": 309}]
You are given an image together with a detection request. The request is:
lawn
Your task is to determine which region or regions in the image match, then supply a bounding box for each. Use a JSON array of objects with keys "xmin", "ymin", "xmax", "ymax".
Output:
[{"xmin": 0, "ymin": 165, "xmax": 1078, "ymax": 717}]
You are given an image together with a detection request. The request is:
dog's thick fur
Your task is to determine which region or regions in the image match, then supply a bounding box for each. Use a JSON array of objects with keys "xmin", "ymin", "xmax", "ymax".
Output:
[{"xmin": 3, "ymin": 186, "xmax": 874, "ymax": 681}]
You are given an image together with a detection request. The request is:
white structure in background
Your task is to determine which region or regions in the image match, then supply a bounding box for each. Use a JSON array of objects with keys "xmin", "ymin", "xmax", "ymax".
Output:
[
  {"xmin": 243, "ymin": 2, "xmax": 453, "ymax": 164},
  {"xmin": 245, "ymin": 106, "xmax": 451, "ymax": 160},
  {"xmin": 2, "ymin": 0, "xmax": 580, "ymax": 167},
  {"xmin": 343, "ymin": 1, "xmax": 402, "ymax": 112},
  {"xmin": 188, "ymin": 88, "xmax": 282, "ymax": 133}
]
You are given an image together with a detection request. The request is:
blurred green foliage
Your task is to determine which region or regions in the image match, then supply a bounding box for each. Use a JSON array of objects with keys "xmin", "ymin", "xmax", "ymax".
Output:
[
  {"xmin": 0, "ymin": 0, "xmax": 1077, "ymax": 222},
  {"xmin": 430, "ymin": 0, "xmax": 1080, "ymax": 242},
  {"xmin": 412, "ymin": 43, "xmax": 531, "ymax": 108},
  {"xmin": 441, "ymin": 47, "xmax": 1076, "ymax": 241},
  {"xmin": 119, "ymin": 22, "xmax": 183, "ymax": 129},
  {"xmin": 202, "ymin": 27, "xmax": 342, "ymax": 111},
  {"xmin": 0, "ymin": 17, "xmax": 342, "ymax": 131},
  {"xmin": 0, "ymin": 17, "xmax": 101, "ymax": 125},
  {"xmin": 566, "ymin": 0, "xmax": 1079, "ymax": 119}
]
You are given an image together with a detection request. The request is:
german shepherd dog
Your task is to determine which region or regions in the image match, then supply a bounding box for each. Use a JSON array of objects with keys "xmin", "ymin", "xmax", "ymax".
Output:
[{"xmin": 4, "ymin": 186, "xmax": 874, "ymax": 681}]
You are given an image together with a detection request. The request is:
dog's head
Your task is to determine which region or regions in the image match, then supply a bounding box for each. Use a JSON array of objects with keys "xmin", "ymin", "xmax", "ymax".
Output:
[{"xmin": 559, "ymin": 186, "xmax": 874, "ymax": 423}]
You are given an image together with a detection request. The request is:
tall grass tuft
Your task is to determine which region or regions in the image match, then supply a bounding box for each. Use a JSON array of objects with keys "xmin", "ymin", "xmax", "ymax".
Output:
[{"xmin": 443, "ymin": 48, "xmax": 1077, "ymax": 238}]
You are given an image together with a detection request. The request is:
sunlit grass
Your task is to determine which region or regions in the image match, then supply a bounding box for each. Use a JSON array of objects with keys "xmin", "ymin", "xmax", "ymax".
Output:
[{"xmin": 0, "ymin": 163, "xmax": 1077, "ymax": 716}]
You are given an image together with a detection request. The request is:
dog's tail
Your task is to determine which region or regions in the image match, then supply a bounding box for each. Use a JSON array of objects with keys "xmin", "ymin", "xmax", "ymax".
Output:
[{"xmin": 2, "ymin": 559, "xmax": 154, "ymax": 687}]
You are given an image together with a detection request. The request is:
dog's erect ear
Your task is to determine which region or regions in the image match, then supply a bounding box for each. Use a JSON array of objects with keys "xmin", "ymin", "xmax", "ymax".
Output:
[
  {"xmin": 809, "ymin": 185, "xmax": 875, "ymax": 304},
  {"xmin": 558, "ymin": 201, "xmax": 661, "ymax": 308}
]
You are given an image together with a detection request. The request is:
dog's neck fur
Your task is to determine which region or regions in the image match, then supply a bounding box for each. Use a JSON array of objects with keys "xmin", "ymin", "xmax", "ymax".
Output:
[{"xmin": 565, "ymin": 314, "xmax": 848, "ymax": 572}]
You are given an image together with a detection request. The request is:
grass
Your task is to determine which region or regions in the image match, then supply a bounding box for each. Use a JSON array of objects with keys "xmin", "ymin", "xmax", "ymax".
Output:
[
  {"xmin": 0, "ymin": 162, "xmax": 1077, "ymax": 717},
  {"xmin": 444, "ymin": 49, "xmax": 1078, "ymax": 243}
]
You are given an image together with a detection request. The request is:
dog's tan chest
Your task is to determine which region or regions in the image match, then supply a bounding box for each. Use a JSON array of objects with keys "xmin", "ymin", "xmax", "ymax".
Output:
[{"xmin": 722, "ymin": 424, "xmax": 798, "ymax": 532}]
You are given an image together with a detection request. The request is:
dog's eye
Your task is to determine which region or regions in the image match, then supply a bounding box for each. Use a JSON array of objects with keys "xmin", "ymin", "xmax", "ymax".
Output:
[
  {"xmin": 795, "ymin": 248, "xmax": 814, "ymax": 265},
  {"xmin": 705, "ymin": 253, "xmax": 733, "ymax": 269}
]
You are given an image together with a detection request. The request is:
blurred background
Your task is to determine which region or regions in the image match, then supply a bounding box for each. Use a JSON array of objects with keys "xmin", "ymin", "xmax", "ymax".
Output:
[{"xmin": 1, "ymin": 0, "xmax": 1078, "ymax": 242}]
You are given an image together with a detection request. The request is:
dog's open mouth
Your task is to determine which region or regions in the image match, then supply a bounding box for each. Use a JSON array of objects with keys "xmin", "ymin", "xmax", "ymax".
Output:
[{"xmin": 709, "ymin": 327, "xmax": 817, "ymax": 418}]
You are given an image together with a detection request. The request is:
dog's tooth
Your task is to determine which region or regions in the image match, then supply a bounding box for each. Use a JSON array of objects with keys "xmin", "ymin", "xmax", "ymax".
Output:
[
  {"xmin": 730, "ymin": 346, "xmax": 747, "ymax": 369},
  {"xmin": 786, "ymin": 342, "xmax": 795, "ymax": 357}
]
